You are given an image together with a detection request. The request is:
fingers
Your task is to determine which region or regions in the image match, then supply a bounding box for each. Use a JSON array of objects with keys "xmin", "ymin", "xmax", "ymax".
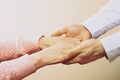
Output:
[
  {"xmin": 63, "ymin": 40, "xmax": 105, "ymax": 65},
  {"xmin": 63, "ymin": 55, "xmax": 87, "ymax": 65},
  {"xmin": 62, "ymin": 45, "xmax": 83, "ymax": 64},
  {"xmin": 62, "ymin": 42, "xmax": 87, "ymax": 65},
  {"xmin": 63, "ymin": 52, "xmax": 83, "ymax": 65},
  {"xmin": 51, "ymin": 27, "xmax": 67, "ymax": 37},
  {"xmin": 63, "ymin": 57, "xmax": 81, "ymax": 65}
]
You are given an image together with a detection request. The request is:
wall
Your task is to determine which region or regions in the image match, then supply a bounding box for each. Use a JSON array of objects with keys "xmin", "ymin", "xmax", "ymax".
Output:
[{"xmin": 0, "ymin": 0, "xmax": 120, "ymax": 80}]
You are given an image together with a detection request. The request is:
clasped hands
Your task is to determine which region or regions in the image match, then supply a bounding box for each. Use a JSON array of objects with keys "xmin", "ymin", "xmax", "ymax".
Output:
[{"xmin": 31, "ymin": 24, "xmax": 106, "ymax": 69}]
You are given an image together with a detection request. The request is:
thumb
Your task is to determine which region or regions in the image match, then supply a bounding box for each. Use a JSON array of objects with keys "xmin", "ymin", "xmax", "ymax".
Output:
[
  {"xmin": 62, "ymin": 56, "xmax": 79, "ymax": 65},
  {"xmin": 51, "ymin": 28, "xmax": 67, "ymax": 37},
  {"xmin": 63, "ymin": 45, "xmax": 82, "ymax": 64}
]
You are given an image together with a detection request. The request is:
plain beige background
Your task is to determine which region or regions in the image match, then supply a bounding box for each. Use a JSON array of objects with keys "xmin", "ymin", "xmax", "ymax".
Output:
[{"xmin": 0, "ymin": 0, "xmax": 120, "ymax": 80}]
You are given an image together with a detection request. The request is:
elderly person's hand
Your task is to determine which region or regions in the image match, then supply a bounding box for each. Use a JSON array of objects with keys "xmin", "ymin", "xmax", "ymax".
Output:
[
  {"xmin": 30, "ymin": 37, "xmax": 81, "ymax": 69},
  {"xmin": 51, "ymin": 24, "xmax": 91, "ymax": 41},
  {"xmin": 39, "ymin": 36, "xmax": 81, "ymax": 49},
  {"xmin": 63, "ymin": 39, "xmax": 106, "ymax": 65}
]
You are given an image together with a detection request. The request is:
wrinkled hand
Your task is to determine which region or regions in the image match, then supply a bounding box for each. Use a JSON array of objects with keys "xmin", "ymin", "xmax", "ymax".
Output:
[
  {"xmin": 63, "ymin": 39, "xmax": 106, "ymax": 65},
  {"xmin": 39, "ymin": 36, "xmax": 81, "ymax": 49},
  {"xmin": 31, "ymin": 37, "xmax": 81, "ymax": 69},
  {"xmin": 51, "ymin": 24, "xmax": 91, "ymax": 41},
  {"xmin": 39, "ymin": 42, "xmax": 80, "ymax": 65}
]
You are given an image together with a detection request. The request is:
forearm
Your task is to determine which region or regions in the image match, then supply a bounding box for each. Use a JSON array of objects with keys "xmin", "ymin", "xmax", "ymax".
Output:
[
  {"xmin": 0, "ymin": 52, "xmax": 48, "ymax": 80},
  {"xmin": 0, "ymin": 36, "xmax": 40, "ymax": 61},
  {"xmin": 0, "ymin": 55, "xmax": 36, "ymax": 80},
  {"xmin": 81, "ymin": 0, "xmax": 120, "ymax": 38},
  {"xmin": 30, "ymin": 52, "xmax": 47, "ymax": 69}
]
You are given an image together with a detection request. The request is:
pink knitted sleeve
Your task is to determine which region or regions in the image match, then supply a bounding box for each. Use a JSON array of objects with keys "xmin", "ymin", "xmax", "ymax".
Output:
[
  {"xmin": 0, "ymin": 54, "xmax": 36, "ymax": 80},
  {"xmin": 0, "ymin": 36, "xmax": 40, "ymax": 61}
]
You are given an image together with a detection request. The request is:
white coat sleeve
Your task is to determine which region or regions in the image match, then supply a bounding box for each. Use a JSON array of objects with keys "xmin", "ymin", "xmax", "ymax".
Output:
[
  {"xmin": 81, "ymin": 0, "xmax": 120, "ymax": 60},
  {"xmin": 100, "ymin": 32, "xmax": 120, "ymax": 61},
  {"xmin": 81, "ymin": 0, "xmax": 120, "ymax": 38}
]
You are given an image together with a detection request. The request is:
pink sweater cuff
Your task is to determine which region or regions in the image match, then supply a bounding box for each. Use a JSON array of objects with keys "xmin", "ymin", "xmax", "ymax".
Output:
[{"xmin": 20, "ymin": 36, "xmax": 41, "ymax": 54}]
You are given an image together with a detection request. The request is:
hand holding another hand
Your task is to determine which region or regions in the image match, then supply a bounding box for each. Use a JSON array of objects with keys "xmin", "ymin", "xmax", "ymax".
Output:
[
  {"xmin": 50, "ymin": 24, "xmax": 106, "ymax": 65},
  {"xmin": 63, "ymin": 39, "xmax": 106, "ymax": 65},
  {"xmin": 31, "ymin": 25, "xmax": 106, "ymax": 70}
]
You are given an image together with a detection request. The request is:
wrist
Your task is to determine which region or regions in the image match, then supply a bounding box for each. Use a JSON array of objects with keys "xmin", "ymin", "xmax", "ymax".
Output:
[
  {"xmin": 98, "ymin": 39, "xmax": 107, "ymax": 58},
  {"xmin": 97, "ymin": 39, "xmax": 106, "ymax": 57},
  {"xmin": 30, "ymin": 53, "xmax": 47, "ymax": 69},
  {"xmin": 80, "ymin": 24, "xmax": 92, "ymax": 38}
]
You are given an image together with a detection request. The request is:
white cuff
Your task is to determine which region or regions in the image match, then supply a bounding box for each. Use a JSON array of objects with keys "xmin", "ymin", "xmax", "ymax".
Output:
[{"xmin": 100, "ymin": 32, "xmax": 120, "ymax": 61}]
